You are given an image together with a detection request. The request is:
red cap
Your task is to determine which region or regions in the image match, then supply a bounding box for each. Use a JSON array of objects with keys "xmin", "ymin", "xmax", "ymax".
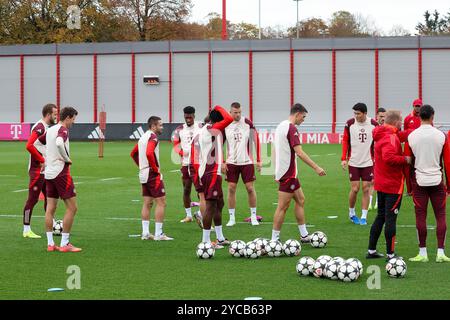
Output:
[{"xmin": 413, "ymin": 99, "xmax": 423, "ymax": 107}]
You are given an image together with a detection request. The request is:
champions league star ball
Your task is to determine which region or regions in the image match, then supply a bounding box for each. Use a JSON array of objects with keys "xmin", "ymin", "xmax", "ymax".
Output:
[
  {"xmin": 310, "ymin": 231, "xmax": 328, "ymax": 248},
  {"xmin": 265, "ymin": 240, "xmax": 283, "ymax": 257},
  {"xmin": 196, "ymin": 242, "xmax": 215, "ymax": 259},
  {"xmin": 229, "ymin": 240, "xmax": 246, "ymax": 258},
  {"xmin": 324, "ymin": 259, "xmax": 342, "ymax": 280},
  {"xmin": 244, "ymin": 241, "xmax": 262, "ymax": 259},
  {"xmin": 254, "ymin": 238, "xmax": 270, "ymax": 255},
  {"xmin": 283, "ymin": 239, "xmax": 302, "ymax": 257},
  {"xmin": 296, "ymin": 256, "xmax": 315, "ymax": 276},
  {"xmin": 52, "ymin": 220, "xmax": 63, "ymax": 236},
  {"xmin": 337, "ymin": 262, "xmax": 360, "ymax": 282},
  {"xmin": 346, "ymin": 258, "xmax": 364, "ymax": 274},
  {"xmin": 386, "ymin": 257, "xmax": 407, "ymax": 278},
  {"xmin": 313, "ymin": 255, "xmax": 332, "ymax": 278}
]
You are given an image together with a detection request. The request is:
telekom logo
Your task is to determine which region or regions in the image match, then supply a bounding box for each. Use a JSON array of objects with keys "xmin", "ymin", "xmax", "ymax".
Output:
[{"xmin": 10, "ymin": 124, "xmax": 22, "ymax": 140}]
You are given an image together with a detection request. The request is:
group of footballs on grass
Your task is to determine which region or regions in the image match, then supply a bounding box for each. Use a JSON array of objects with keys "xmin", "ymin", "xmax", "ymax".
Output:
[{"xmin": 197, "ymin": 231, "xmax": 407, "ymax": 280}]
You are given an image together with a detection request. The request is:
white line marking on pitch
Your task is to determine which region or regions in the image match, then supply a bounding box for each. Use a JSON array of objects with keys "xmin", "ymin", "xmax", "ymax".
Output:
[
  {"xmin": 170, "ymin": 170, "xmax": 180, "ymax": 173},
  {"xmin": 0, "ymin": 175, "xmax": 17, "ymax": 177},
  {"xmin": 12, "ymin": 189, "xmax": 28, "ymax": 193},
  {"xmin": 0, "ymin": 214, "xmax": 44, "ymax": 218},
  {"xmin": 100, "ymin": 177, "xmax": 123, "ymax": 181},
  {"xmin": 327, "ymin": 153, "xmax": 336, "ymax": 156}
]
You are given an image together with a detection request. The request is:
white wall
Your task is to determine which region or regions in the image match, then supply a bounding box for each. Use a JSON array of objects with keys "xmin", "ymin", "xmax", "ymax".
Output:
[
  {"xmin": 0, "ymin": 57, "xmax": 20, "ymax": 122},
  {"xmin": 60, "ymin": 55, "xmax": 93, "ymax": 123}
]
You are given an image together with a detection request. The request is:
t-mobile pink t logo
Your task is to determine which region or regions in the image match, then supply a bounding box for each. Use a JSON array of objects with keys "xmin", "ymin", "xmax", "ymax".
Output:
[{"xmin": 10, "ymin": 124, "xmax": 22, "ymax": 140}]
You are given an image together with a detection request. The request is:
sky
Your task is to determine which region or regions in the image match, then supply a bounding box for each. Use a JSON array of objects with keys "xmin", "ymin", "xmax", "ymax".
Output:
[{"xmin": 189, "ymin": 0, "xmax": 450, "ymax": 35}]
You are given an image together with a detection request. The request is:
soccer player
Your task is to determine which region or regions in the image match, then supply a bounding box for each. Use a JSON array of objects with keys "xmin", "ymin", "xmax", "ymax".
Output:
[
  {"xmin": 40, "ymin": 107, "xmax": 82, "ymax": 252},
  {"xmin": 367, "ymin": 110, "xmax": 411, "ymax": 260},
  {"xmin": 271, "ymin": 104, "xmax": 326, "ymax": 243},
  {"xmin": 130, "ymin": 116, "xmax": 173, "ymax": 241},
  {"xmin": 368, "ymin": 107, "xmax": 386, "ymax": 211},
  {"xmin": 223, "ymin": 102, "xmax": 262, "ymax": 227},
  {"xmin": 172, "ymin": 106, "xmax": 203, "ymax": 224},
  {"xmin": 403, "ymin": 99, "xmax": 423, "ymax": 131},
  {"xmin": 406, "ymin": 105, "xmax": 450, "ymax": 263},
  {"xmin": 192, "ymin": 106, "xmax": 233, "ymax": 247},
  {"xmin": 341, "ymin": 103, "xmax": 378, "ymax": 225},
  {"xmin": 22, "ymin": 103, "xmax": 58, "ymax": 238}
]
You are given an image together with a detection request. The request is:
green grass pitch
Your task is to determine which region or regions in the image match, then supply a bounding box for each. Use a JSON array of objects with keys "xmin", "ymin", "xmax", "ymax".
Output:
[{"xmin": 0, "ymin": 141, "xmax": 449, "ymax": 300}]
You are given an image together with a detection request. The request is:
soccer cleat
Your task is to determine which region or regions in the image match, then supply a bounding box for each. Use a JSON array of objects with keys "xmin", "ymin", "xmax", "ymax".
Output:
[
  {"xmin": 194, "ymin": 212, "xmax": 203, "ymax": 229},
  {"xmin": 244, "ymin": 215, "xmax": 263, "ymax": 222},
  {"xmin": 226, "ymin": 219, "xmax": 236, "ymax": 227},
  {"xmin": 141, "ymin": 233, "xmax": 154, "ymax": 240},
  {"xmin": 190, "ymin": 201, "xmax": 200, "ymax": 207},
  {"xmin": 47, "ymin": 245, "xmax": 60, "ymax": 252},
  {"xmin": 408, "ymin": 254, "xmax": 429, "ymax": 262},
  {"xmin": 211, "ymin": 241, "xmax": 224, "ymax": 249},
  {"xmin": 436, "ymin": 254, "xmax": 450, "ymax": 263},
  {"xmin": 360, "ymin": 218, "xmax": 367, "ymax": 225},
  {"xmin": 58, "ymin": 243, "xmax": 82, "ymax": 253},
  {"xmin": 366, "ymin": 251, "xmax": 384, "ymax": 259},
  {"xmin": 251, "ymin": 219, "xmax": 260, "ymax": 226},
  {"xmin": 350, "ymin": 215, "xmax": 360, "ymax": 225},
  {"xmin": 180, "ymin": 216, "xmax": 193, "ymax": 223},
  {"xmin": 23, "ymin": 230, "xmax": 42, "ymax": 239},
  {"xmin": 300, "ymin": 234, "xmax": 311, "ymax": 243},
  {"xmin": 216, "ymin": 238, "xmax": 230, "ymax": 246},
  {"xmin": 154, "ymin": 233, "xmax": 174, "ymax": 241}
]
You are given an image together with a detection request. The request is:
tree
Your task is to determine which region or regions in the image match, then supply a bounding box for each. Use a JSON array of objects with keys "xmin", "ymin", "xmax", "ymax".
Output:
[
  {"xmin": 287, "ymin": 17, "xmax": 328, "ymax": 38},
  {"xmin": 415, "ymin": 10, "xmax": 448, "ymax": 35},
  {"xmin": 230, "ymin": 22, "xmax": 259, "ymax": 40},
  {"xmin": 328, "ymin": 10, "xmax": 365, "ymax": 37},
  {"xmin": 388, "ymin": 25, "xmax": 411, "ymax": 37},
  {"xmin": 114, "ymin": 0, "xmax": 191, "ymax": 41}
]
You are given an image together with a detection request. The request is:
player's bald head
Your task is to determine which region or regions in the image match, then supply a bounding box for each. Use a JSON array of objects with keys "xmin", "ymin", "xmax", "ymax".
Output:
[{"xmin": 384, "ymin": 110, "xmax": 402, "ymax": 125}]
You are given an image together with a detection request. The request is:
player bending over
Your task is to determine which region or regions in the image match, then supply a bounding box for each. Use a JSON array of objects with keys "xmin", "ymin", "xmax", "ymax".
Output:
[
  {"xmin": 271, "ymin": 104, "xmax": 326, "ymax": 243},
  {"xmin": 131, "ymin": 116, "xmax": 173, "ymax": 241}
]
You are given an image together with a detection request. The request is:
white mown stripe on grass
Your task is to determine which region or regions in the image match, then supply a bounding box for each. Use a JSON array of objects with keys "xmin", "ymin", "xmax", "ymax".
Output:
[{"xmin": 100, "ymin": 177, "xmax": 122, "ymax": 181}]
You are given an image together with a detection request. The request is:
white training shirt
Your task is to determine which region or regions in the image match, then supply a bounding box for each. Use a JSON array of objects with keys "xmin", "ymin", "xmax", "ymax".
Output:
[
  {"xmin": 138, "ymin": 129, "xmax": 161, "ymax": 184},
  {"xmin": 408, "ymin": 124, "xmax": 446, "ymax": 187},
  {"xmin": 225, "ymin": 117, "xmax": 257, "ymax": 165},
  {"xmin": 344, "ymin": 117, "xmax": 378, "ymax": 168},
  {"xmin": 28, "ymin": 119, "xmax": 49, "ymax": 172},
  {"xmin": 274, "ymin": 120, "xmax": 300, "ymax": 181},
  {"xmin": 198, "ymin": 124, "xmax": 224, "ymax": 179},
  {"xmin": 172, "ymin": 122, "xmax": 202, "ymax": 166},
  {"xmin": 44, "ymin": 124, "xmax": 70, "ymax": 180}
]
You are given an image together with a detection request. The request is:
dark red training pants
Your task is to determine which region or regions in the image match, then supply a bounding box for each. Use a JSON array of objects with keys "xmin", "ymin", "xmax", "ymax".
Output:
[{"xmin": 412, "ymin": 181, "xmax": 447, "ymax": 249}]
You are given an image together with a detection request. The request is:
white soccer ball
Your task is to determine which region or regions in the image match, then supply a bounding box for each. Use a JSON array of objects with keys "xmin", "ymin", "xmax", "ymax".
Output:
[
  {"xmin": 196, "ymin": 242, "xmax": 215, "ymax": 259},
  {"xmin": 265, "ymin": 240, "xmax": 283, "ymax": 257},
  {"xmin": 296, "ymin": 256, "xmax": 315, "ymax": 276},
  {"xmin": 332, "ymin": 257, "xmax": 346, "ymax": 264},
  {"xmin": 386, "ymin": 257, "xmax": 407, "ymax": 278},
  {"xmin": 337, "ymin": 262, "xmax": 360, "ymax": 282},
  {"xmin": 324, "ymin": 259, "xmax": 342, "ymax": 280},
  {"xmin": 310, "ymin": 231, "xmax": 328, "ymax": 248},
  {"xmin": 313, "ymin": 255, "xmax": 332, "ymax": 278},
  {"xmin": 254, "ymin": 238, "xmax": 270, "ymax": 255},
  {"xmin": 52, "ymin": 220, "xmax": 63, "ymax": 236},
  {"xmin": 229, "ymin": 240, "xmax": 246, "ymax": 258},
  {"xmin": 244, "ymin": 241, "xmax": 262, "ymax": 259},
  {"xmin": 283, "ymin": 239, "xmax": 302, "ymax": 257},
  {"xmin": 346, "ymin": 258, "xmax": 364, "ymax": 274}
]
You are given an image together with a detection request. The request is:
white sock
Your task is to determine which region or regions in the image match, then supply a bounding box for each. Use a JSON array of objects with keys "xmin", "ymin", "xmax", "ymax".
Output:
[
  {"xmin": 46, "ymin": 232, "xmax": 54, "ymax": 246},
  {"xmin": 437, "ymin": 248, "xmax": 445, "ymax": 256},
  {"xmin": 271, "ymin": 230, "xmax": 280, "ymax": 241},
  {"xmin": 202, "ymin": 229, "xmax": 211, "ymax": 243},
  {"xmin": 228, "ymin": 208, "xmax": 235, "ymax": 219},
  {"xmin": 419, "ymin": 247, "xmax": 428, "ymax": 257},
  {"xmin": 369, "ymin": 196, "xmax": 373, "ymax": 207},
  {"xmin": 250, "ymin": 207, "xmax": 257, "ymax": 218},
  {"xmin": 142, "ymin": 220, "xmax": 150, "ymax": 235},
  {"xmin": 23, "ymin": 225, "xmax": 31, "ymax": 233},
  {"xmin": 185, "ymin": 207, "xmax": 192, "ymax": 218},
  {"xmin": 368, "ymin": 249, "xmax": 376, "ymax": 254},
  {"xmin": 215, "ymin": 225, "xmax": 225, "ymax": 241},
  {"xmin": 361, "ymin": 209, "xmax": 368, "ymax": 219},
  {"xmin": 349, "ymin": 208, "xmax": 356, "ymax": 217},
  {"xmin": 155, "ymin": 222, "xmax": 163, "ymax": 237},
  {"xmin": 61, "ymin": 233, "xmax": 70, "ymax": 247},
  {"xmin": 298, "ymin": 224, "xmax": 309, "ymax": 237}
]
